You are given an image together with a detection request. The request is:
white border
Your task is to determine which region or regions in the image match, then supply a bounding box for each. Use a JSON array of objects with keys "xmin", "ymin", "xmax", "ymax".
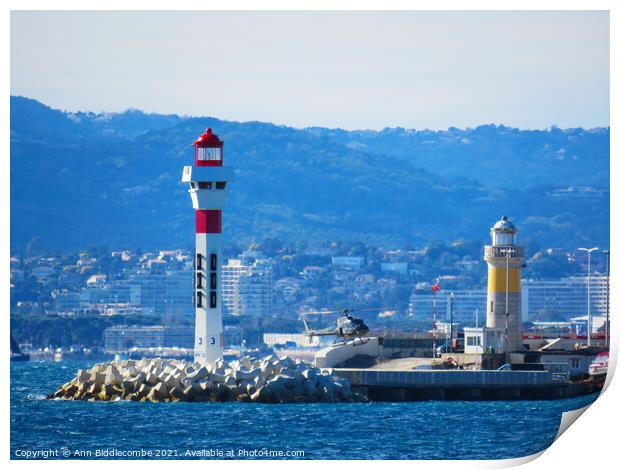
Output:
[{"xmin": 3, "ymin": 1, "xmax": 616, "ymax": 468}]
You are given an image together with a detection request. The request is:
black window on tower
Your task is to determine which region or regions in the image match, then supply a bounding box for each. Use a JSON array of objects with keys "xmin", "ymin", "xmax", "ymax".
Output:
[
  {"xmin": 210, "ymin": 254, "xmax": 217, "ymax": 271},
  {"xmin": 210, "ymin": 272, "xmax": 217, "ymax": 289},
  {"xmin": 210, "ymin": 292, "xmax": 217, "ymax": 308},
  {"xmin": 196, "ymin": 254, "xmax": 203, "ymax": 270},
  {"xmin": 197, "ymin": 292, "xmax": 203, "ymax": 308},
  {"xmin": 197, "ymin": 273, "xmax": 203, "ymax": 289}
]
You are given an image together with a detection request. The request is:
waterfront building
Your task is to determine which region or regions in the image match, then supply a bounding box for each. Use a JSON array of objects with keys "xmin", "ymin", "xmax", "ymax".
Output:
[
  {"xmin": 522, "ymin": 276, "xmax": 609, "ymax": 322},
  {"xmin": 262, "ymin": 333, "xmax": 320, "ymax": 348},
  {"xmin": 78, "ymin": 283, "xmax": 142, "ymax": 307},
  {"xmin": 221, "ymin": 258, "xmax": 273, "ymax": 317},
  {"xmin": 128, "ymin": 270, "xmax": 193, "ymax": 316},
  {"xmin": 103, "ymin": 325, "xmax": 193, "ymax": 353},
  {"xmin": 408, "ymin": 275, "xmax": 610, "ymax": 327},
  {"xmin": 408, "ymin": 289, "xmax": 487, "ymax": 323}
]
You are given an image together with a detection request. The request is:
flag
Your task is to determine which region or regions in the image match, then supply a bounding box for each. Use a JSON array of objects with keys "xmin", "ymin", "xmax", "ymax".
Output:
[{"xmin": 432, "ymin": 284, "xmax": 440, "ymax": 292}]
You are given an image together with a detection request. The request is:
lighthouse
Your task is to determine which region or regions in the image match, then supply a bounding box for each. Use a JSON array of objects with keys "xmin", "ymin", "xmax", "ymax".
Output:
[
  {"xmin": 484, "ymin": 216, "xmax": 524, "ymax": 352},
  {"xmin": 181, "ymin": 128, "xmax": 234, "ymax": 365}
]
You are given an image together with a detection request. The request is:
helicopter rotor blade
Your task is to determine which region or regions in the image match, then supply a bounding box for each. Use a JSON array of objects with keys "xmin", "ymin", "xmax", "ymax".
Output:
[
  {"xmin": 300, "ymin": 310, "xmax": 339, "ymax": 316},
  {"xmin": 300, "ymin": 306, "xmax": 405, "ymax": 317}
]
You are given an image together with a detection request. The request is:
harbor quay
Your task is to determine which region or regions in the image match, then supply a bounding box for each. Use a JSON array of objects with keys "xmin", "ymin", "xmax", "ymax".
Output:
[{"xmin": 331, "ymin": 367, "xmax": 589, "ymax": 401}]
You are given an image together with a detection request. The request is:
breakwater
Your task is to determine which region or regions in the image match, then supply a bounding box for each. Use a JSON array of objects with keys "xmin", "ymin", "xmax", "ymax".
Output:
[{"xmin": 47, "ymin": 355, "xmax": 357, "ymax": 403}]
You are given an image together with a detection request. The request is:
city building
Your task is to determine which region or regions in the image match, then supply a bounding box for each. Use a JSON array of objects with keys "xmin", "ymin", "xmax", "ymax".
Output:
[
  {"xmin": 381, "ymin": 262, "xmax": 408, "ymax": 275},
  {"xmin": 78, "ymin": 283, "xmax": 141, "ymax": 308},
  {"xmin": 331, "ymin": 256, "xmax": 364, "ymax": 270},
  {"xmin": 522, "ymin": 276, "xmax": 609, "ymax": 322},
  {"xmin": 408, "ymin": 289, "xmax": 487, "ymax": 323},
  {"xmin": 262, "ymin": 333, "xmax": 320, "ymax": 348},
  {"xmin": 408, "ymin": 275, "xmax": 610, "ymax": 328},
  {"xmin": 222, "ymin": 258, "xmax": 273, "ymax": 317},
  {"xmin": 128, "ymin": 270, "xmax": 193, "ymax": 316},
  {"xmin": 103, "ymin": 325, "xmax": 193, "ymax": 353}
]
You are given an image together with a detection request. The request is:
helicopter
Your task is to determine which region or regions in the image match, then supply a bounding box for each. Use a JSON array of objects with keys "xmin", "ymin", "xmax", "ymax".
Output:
[{"xmin": 301, "ymin": 307, "xmax": 394, "ymax": 344}]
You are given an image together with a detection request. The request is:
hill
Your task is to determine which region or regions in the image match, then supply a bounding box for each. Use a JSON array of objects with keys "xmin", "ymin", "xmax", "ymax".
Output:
[{"xmin": 10, "ymin": 96, "xmax": 609, "ymax": 252}]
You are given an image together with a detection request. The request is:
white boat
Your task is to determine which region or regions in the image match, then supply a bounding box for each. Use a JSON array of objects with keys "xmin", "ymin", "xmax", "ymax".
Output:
[
  {"xmin": 589, "ymin": 351, "xmax": 608, "ymax": 377},
  {"xmin": 53, "ymin": 349, "xmax": 63, "ymax": 362}
]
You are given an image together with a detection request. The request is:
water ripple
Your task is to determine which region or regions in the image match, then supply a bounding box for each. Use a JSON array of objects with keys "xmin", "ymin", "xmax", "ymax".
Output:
[{"xmin": 10, "ymin": 360, "xmax": 599, "ymax": 460}]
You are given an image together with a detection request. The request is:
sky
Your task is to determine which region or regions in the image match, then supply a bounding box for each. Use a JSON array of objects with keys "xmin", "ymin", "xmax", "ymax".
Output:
[{"xmin": 10, "ymin": 11, "xmax": 610, "ymax": 130}]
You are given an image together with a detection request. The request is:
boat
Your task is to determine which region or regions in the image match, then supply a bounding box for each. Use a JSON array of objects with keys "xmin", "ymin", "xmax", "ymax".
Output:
[
  {"xmin": 10, "ymin": 335, "xmax": 30, "ymax": 362},
  {"xmin": 53, "ymin": 349, "xmax": 64, "ymax": 362},
  {"xmin": 589, "ymin": 351, "xmax": 608, "ymax": 378}
]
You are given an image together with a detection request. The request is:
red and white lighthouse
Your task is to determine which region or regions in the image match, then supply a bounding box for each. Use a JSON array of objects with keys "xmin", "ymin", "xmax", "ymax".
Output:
[{"xmin": 181, "ymin": 128, "xmax": 234, "ymax": 365}]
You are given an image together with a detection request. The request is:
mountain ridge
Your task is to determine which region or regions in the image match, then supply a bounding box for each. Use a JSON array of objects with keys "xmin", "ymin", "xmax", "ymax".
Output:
[{"xmin": 10, "ymin": 96, "xmax": 609, "ymax": 252}]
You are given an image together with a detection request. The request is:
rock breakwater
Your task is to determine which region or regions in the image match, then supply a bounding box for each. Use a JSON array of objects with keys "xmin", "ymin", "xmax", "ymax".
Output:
[{"xmin": 47, "ymin": 355, "xmax": 358, "ymax": 403}]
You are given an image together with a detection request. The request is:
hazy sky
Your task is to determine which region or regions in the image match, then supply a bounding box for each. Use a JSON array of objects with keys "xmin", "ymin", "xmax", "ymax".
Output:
[{"xmin": 11, "ymin": 11, "xmax": 609, "ymax": 130}]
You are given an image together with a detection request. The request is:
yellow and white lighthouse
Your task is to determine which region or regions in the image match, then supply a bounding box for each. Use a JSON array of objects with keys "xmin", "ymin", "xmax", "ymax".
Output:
[{"xmin": 484, "ymin": 216, "xmax": 524, "ymax": 352}]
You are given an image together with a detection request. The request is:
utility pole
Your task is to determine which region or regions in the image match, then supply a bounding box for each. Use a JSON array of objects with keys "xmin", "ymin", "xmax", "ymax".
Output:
[
  {"xmin": 603, "ymin": 250, "xmax": 610, "ymax": 348},
  {"xmin": 578, "ymin": 247, "xmax": 598, "ymax": 347},
  {"xmin": 432, "ymin": 282, "xmax": 440, "ymax": 358},
  {"xmin": 449, "ymin": 292, "xmax": 455, "ymax": 352}
]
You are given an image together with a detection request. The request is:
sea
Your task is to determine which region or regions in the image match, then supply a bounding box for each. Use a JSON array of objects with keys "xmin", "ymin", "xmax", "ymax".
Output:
[{"xmin": 10, "ymin": 359, "xmax": 600, "ymax": 460}]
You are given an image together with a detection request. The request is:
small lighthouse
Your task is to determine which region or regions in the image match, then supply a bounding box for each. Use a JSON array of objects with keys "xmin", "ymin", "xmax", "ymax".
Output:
[
  {"xmin": 181, "ymin": 128, "xmax": 234, "ymax": 365},
  {"xmin": 484, "ymin": 216, "xmax": 524, "ymax": 352}
]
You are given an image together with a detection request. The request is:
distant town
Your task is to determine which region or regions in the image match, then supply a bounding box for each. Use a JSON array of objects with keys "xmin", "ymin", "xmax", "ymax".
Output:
[{"xmin": 10, "ymin": 237, "xmax": 610, "ymax": 359}]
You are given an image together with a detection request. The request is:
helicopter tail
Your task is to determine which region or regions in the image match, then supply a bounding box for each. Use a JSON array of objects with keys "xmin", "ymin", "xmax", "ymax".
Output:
[{"xmin": 302, "ymin": 317, "xmax": 312, "ymax": 336}]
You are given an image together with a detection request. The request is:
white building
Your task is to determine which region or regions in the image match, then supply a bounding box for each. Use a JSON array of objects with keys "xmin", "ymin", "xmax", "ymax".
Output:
[
  {"xmin": 463, "ymin": 327, "xmax": 505, "ymax": 355},
  {"xmin": 408, "ymin": 289, "xmax": 487, "ymax": 323},
  {"xmin": 263, "ymin": 333, "xmax": 320, "ymax": 348},
  {"xmin": 221, "ymin": 258, "xmax": 273, "ymax": 317},
  {"xmin": 381, "ymin": 262, "xmax": 408, "ymax": 275},
  {"xmin": 409, "ymin": 275, "xmax": 610, "ymax": 325},
  {"xmin": 522, "ymin": 276, "xmax": 609, "ymax": 321},
  {"xmin": 331, "ymin": 256, "xmax": 364, "ymax": 270}
]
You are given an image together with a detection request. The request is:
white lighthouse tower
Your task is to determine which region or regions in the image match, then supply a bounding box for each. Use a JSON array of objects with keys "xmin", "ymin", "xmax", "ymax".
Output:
[{"xmin": 181, "ymin": 128, "xmax": 234, "ymax": 365}]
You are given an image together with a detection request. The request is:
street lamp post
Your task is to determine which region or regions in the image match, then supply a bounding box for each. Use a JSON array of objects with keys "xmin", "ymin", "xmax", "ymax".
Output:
[
  {"xmin": 432, "ymin": 282, "xmax": 440, "ymax": 358},
  {"xmin": 578, "ymin": 247, "xmax": 599, "ymax": 347},
  {"xmin": 603, "ymin": 250, "xmax": 610, "ymax": 348},
  {"xmin": 449, "ymin": 292, "xmax": 455, "ymax": 353}
]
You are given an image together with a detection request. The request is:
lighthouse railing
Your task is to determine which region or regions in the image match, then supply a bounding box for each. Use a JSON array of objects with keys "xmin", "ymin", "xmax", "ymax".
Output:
[{"xmin": 484, "ymin": 246, "xmax": 524, "ymax": 259}]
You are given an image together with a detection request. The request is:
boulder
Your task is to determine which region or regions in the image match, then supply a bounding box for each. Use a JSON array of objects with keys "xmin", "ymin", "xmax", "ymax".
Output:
[
  {"xmin": 76, "ymin": 369, "xmax": 91, "ymax": 382},
  {"xmin": 47, "ymin": 356, "xmax": 360, "ymax": 403},
  {"xmin": 162, "ymin": 374, "xmax": 181, "ymax": 391},
  {"xmin": 145, "ymin": 372, "xmax": 158, "ymax": 386},
  {"xmin": 250, "ymin": 385, "xmax": 274, "ymax": 403},
  {"xmin": 169, "ymin": 386, "xmax": 185, "ymax": 401},
  {"xmin": 301, "ymin": 368, "xmax": 317, "ymax": 381},
  {"xmin": 186, "ymin": 366, "xmax": 209, "ymax": 382},
  {"xmin": 137, "ymin": 383, "xmax": 151, "ymax": 398},
  {"xmin": 151, "ymin": 382, "xmax": 169, "ymax": 400},
  {"xmin": 209, "ymin": 373, "xmax": 226, "ymax": 384}
]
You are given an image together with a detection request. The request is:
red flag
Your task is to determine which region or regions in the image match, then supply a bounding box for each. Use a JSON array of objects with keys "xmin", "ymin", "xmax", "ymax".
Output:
[{"xmin": 432, "ymin": 284, "xmax": 440, "ymax": 292}]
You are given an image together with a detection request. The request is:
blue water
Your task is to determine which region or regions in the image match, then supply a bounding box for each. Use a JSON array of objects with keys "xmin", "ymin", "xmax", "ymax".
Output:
[{"xmin": 11, "ymin": 360, "xmax": 599, "ymax": 460}]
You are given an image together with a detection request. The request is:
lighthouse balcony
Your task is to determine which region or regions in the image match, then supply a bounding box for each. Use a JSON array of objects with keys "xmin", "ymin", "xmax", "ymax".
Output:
[
  {"xmin": 484, "ymin": 245, "xmax": 524, "ymax": 259},
  {"xmin": 181, "ymin": 165, "xmax": 235, "ymax": 184}
]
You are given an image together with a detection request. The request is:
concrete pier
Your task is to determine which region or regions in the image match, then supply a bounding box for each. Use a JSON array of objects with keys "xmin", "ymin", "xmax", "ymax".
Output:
[{"xmin": 332, "ymin": 368, "xmax": 582, "ymax": 401}]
